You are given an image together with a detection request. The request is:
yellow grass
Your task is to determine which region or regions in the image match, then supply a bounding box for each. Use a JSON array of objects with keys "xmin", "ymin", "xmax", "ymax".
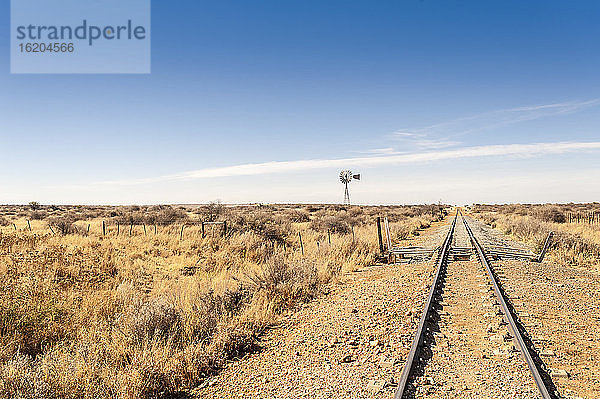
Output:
[
  {"xmin": 472, "ymin": 204, "xmax": 600, "ymax": 271},
  {"xmin": 0, "ymin": 204, "xmax": 444, "ymax": 398}
]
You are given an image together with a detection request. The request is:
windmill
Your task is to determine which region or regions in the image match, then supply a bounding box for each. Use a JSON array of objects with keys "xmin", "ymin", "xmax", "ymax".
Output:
[{"xmin": 339, "ymin": 170, "xmax": 361, "ymax": 205}]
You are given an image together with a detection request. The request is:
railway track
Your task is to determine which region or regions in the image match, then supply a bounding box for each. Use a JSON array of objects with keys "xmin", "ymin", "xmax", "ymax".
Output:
[{"xmin": 394, "ymin": 210, "xmax": 560, "ymax": 399}]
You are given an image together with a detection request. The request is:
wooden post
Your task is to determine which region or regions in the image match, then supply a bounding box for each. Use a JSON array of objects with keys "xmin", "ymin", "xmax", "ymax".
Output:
[
  {"xmin": 13, "ymin": 223, "xmax": 17, "ymax": 231},
  {"xmin": 351, "ymin": 226, "xmax": 355, "ymax": 243},
  {"xmin": 180, "ymin": 224, "xmax": 185, "ymax": 240},
  {"xmin": 202, "ymin": 222, "xmax": 205, "ymax": 238},
  {"xmin": 384, "ymin": 217, "xmax": 392, "ymax": 250},
  {"xmin": 129, "ymin": 223, "xmax": 133, "ymax": 236},
  {"xmin": 328, "ymin": 229, "xmax": 331, "ymax": 245},
  {"xmin": 49, "ymin": 225, "xmax": 55, "ymax": 234},
  {"xmin": 87, "ymin": 224, "xmax": 90, "ymax": 233},
  {"xmin": 537, "ymin": 232, "xmax": 554, "ymax": 262},
  {"xmin": 117, "ymin": 223, "xmax": 120, "ymax": 236},
  {"xmin": 154, "ymin": 224, "xmax": 157, "ymax": 234},
  {"xmin": 143, "ymin": 224, "xmax": 147, "ymax": 235},
  {"xmin": 27, "ymin": 220, "xmax": 32, "ymax": 231},
  {"xmin": 222, "ymin": 221, "xmax": 227, "ymax": 237},
  {"xmin": 298, "ymin": 232, "xmax": 304, "ymax": 256},
  {"xmin": 102, "ymin": 221, "xmax": 106, "ymax": 236},
  {"xmin": 317, "ymin": 241, "xmax": 320, "ymax": 251},
  {"xmin": 376, "ymin": 217, "xmax": 384, "ymax": 254}
]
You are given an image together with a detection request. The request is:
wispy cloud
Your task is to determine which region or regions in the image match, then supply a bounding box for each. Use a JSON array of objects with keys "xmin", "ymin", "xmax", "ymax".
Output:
[
  {"xmin": 87, "ymin": 141, "xmax": 600, "ymax": 187},
  {"xmin": 359, "ymin": 147, "xmax": 403, "ymax": 155},
  {"xmin": 394, "ymin": 99, "xmax": 600, "ymax": 142}
]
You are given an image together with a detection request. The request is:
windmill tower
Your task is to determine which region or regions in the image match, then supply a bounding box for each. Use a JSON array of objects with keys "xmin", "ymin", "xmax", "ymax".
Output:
[{"xmin": 339, "ymin": 170, "xmax": 361, "ymax": 205}]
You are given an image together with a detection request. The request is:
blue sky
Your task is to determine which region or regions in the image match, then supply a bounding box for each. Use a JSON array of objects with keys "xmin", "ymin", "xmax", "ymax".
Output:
[{"xmin": 1, "ymin": 0, "xmax": 600, "ymax": 204}]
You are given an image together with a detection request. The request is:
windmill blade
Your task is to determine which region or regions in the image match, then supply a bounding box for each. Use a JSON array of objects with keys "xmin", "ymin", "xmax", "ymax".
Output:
[
  {"xmin": 352, "ymin": 174, "xmax": 361, "ymax": 180},
  {"xmin": 339, "ymin": 170, "xmax": 352, "ymax": 184}
]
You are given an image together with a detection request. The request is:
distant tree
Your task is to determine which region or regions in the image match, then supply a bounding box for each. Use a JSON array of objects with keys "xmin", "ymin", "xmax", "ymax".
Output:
[
  {"xmin": 29, "ymin": 201, "xmax": 41, "ymax": 210},
  {"xmin": 203, "ymin": 200, "xmax": 224, "ymax": 222},
  {"xmin": 536, "ymin": 206, "xmax": 566, "ymax": 224}
]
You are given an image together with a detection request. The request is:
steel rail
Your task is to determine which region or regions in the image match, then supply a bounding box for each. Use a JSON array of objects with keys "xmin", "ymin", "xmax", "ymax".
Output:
[
  {"xmin": 393, "ymin": 213, "xmax": 457, "ymax": 399},
  {"xmin": 462, "ymin": 214, "xmax": 554, "ymax": 399}
]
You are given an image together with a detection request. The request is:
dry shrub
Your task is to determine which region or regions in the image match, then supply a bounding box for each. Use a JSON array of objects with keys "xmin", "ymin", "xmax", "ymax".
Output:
[
  {"xmin": 126, "ymin": 298, "xmax": 183, "ymax": 345},
  {"xmin": 28, "ymin": 211, "xmax": 46, "ymax": 220},
  {"xmin": 48, "ymin": 216, "xmax": 82, "ymax": 235},
  {"xmin": 236, "ymin": 212, "xmax": 290, "ymax": 244},
  {"xmin": 154, "ymin": 207, "xmax": 189, "ymax": 226},
  {"xmin": 534, "ymin": 206, "xmax": 566, "ymax": 223},
  {"xmin": 116, "ymin": 206, "xmax": 189, "ymax": 226},
  {"xmin": 310, "ymin": 212, "xmax": 355, "ymax": 234},
  {"xmin": 246, "ymin": 255, "xmax": 319, "ymax": 309},
  {"xmin": 394, "ymin": 223, "xmax": 415, "ymax": 241},
  {"xmin": 0, "ymin": 217, "xmax": 9, "ymax": 227},
  {"xmin": 200, "ymin": 201, "xmax": 225, "ymax": 222},
  {"xmin": 284, "ymin": 209, "xmax": 310, "ymax": 223},
  {"xmin": 116, "ymin": 210, "xmax": 146, "ymax": 226},
  {"xmin": 0, "ymin": 284, "xmax": 73, "ymax": 359}
]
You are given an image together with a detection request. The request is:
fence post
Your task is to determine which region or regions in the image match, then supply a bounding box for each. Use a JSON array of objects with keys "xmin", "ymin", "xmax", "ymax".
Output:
[
  {"xmin": 328, "ymin": 229, "xmax": 332, "ymax": 245},
  {"xmin": 384, "ymin": 217, "xmax": 392, "ymax": 250},
  {"xmin": 351, "ymin": 226, "xmax": 355, "ymax": 243},
  {"xmin": 102, "ymin": 221, "xmax": 106, "ymax": 236},
  {"xmin": 222, "ymin": 221, "xmax": 227, "ymax": 237},
  {"xmin": 180, "ymin": 224, "xmax": 185, "ymax": 240},
  {"xmin": 202, "ymin": 222, "xmax": 206, "ymax": 238},
  {"xmin": 143, "ymin": 224, "xmax": 147, "ymax": 235},
  {"xmin": 537, "ymin": 232, "xmax": 554, "ymax": 262},
  {"xmin": 298, "ymin": 232, "xmax": 304, "ymax": 256},
  {"xmin": 49, "ymin": 225, "xmax": 55, "ymax": 234},
  {"xmin": 13, "ymin": 223, "xmax": 17, "ymax": 231},
  {"xmin": 155, "ymin": 224, "xmax": 157, "ymax": 234},
  {"xmin": 376, "ymin": 217, "xmax": 384, "ymax": 254},
  {"xmin": 87, "ymin": 224, "xmax": 90, "ymax": 233},
  {"xmin": 27, "ymin": 220, "xmax": 32, "ymax": 231},
  {"xmin": 129, "ymin": 223, "xmax": 133, "ymax": 236}
]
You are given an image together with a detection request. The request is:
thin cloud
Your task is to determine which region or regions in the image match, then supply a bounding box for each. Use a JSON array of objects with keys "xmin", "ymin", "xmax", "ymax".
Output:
[
  {"xmin": 90, "ymin": 141, "xmax": 600, "ymax": 186},
  {"xmin": 411, "ymin": 138, "xmax": 460, "ymax": 149},
  {"xmin": 394, "ymin": 99, "xmax": 600, "ymax": 142},
  {"xmin": 360, "ymin": 147, "xmax": 403, "ymax": 155}
]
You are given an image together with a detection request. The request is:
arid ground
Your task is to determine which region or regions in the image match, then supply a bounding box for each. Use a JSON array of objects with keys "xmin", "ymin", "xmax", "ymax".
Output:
[{"xmin": 0, "ymin": 203, "xmax": 598, "ymax": 398}]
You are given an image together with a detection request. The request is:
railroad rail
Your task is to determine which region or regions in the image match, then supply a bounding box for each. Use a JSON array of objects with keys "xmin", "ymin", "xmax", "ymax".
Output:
[
  {"xmin": 393, "ymin": 212, "xmax": 457, "ymax": 397},
  {"xmin": 394, "ymin": 211, "xmax": 557, "ymax": 399},
  {"xmin": 463, "ymin": 214, "xmax": 556, "ymax": 399}
]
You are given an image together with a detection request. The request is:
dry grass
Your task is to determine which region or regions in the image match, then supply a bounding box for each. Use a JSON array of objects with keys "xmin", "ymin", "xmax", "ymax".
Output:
[
  {"xmin": 0, "ymin": 204, "xmax": 443, "ymax": 398},
  {"xmin": 472, "ymin": 203, "xmax": 600, "ymax": 270}
]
